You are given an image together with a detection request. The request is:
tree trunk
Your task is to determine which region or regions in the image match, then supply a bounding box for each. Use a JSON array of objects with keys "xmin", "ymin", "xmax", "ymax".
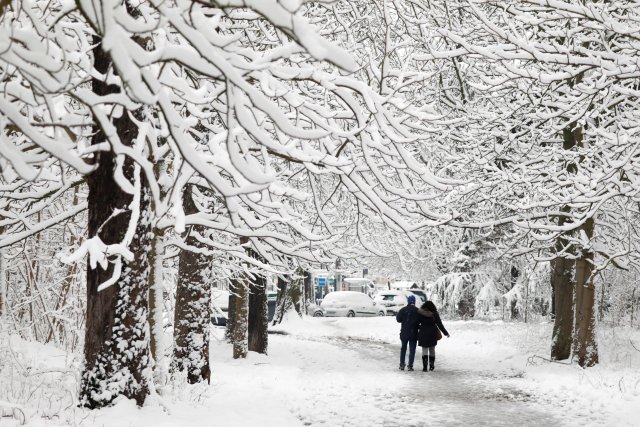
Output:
[
  {"xmin": 231, "ymin": 274, "xmax": 248, "ymax": 359},
  {"xmin": 226, "ymin": 284, "xmax": 236, "ymax": 342},
  {"xmin": 291, "ymin": 271, "xmax": 302, "ymax": 316},
  {"xmin": 0, "ymin": 244, "xmax": 5, "ymax": 323},
  {"xmin": 248, "ymin": 269, "xmax": 268, "ymax": 354},
  {"xmin": 573, "ymin": 217, "xmax": 598, "ymax": 367},
  {"xmin": 80, "ymin": 32, "xmax": 152, "ymax": 408},
  {"xmin": 631, "ymin": 288, "xmax": 636, "ymax": 327},
  {"xmin": 272, "ymin": 276, "xmax": 289, "ymax": 325},
  {"xmin": 148, "ymin": 229, "xmax": 166, "ymax": 388},
  {"xmin": 551, "ymin": 121, "xmax": 582, "ymax": 361},
  {"xmin": 550, "ymin": 275, "xmax": 556, "ymax": 319},
  {"xmin": 81, "ymin": 178, "xmax": 153, "ymax": 408},
  {"xmin": 598, "ymin": 279, "xmax": 606, "ymax": 322},
  {"xmin": 173, "ymin": 185, "xmax": 212, "ymax": 384},
  {"xmin": 510, "ymin": 266, "xmax": 520, "ymax": 319},
  {"xmin": 148, "ymin": 156, "xmax": 167, "ymax": 388},
  {"xmin": 303, "ymin": 270, "xmax": 313, "ymax": 314},
  {"xmin": 550, "ymin": 240, "xmax": 575, "ymax": 361}
]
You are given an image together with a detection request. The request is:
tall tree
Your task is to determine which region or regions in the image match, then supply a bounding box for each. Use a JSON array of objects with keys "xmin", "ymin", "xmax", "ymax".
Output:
[
  {"xmin": 247, "ymin": 267, "xmax": 268, "ymax": 355},
  {"xmin": 230, "ymin": 272, "xmax": 249, "ymax": 359},
  {"xmin": 173, "ymin": 184, "xmax": 212, "ymax": 384},
  {"xmin": 79, "ymin": 31, "xmax": 153, "ymax": 406},
  {"xmin": 550, "ymin": 217, "xmax": 575, "ymax": 360}
]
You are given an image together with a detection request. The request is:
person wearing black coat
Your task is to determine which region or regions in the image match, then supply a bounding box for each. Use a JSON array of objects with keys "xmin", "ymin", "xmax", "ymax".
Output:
[
  {"xmin": 395, "ymin": 295, "xmax": 420, "ymax": 371},
  {"xmin": 417, "ymin": 301, "xmax": 450, "ymax": 371}
]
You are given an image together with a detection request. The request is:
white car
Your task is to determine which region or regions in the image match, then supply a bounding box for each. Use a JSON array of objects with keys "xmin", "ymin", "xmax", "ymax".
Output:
[
  {"xmin": 320, "ymin": 291, "xmax": 386, "ymax": 317},
  {"xmin": 373, "ymin": 290, "xmax": 415, "ymax": 315}
]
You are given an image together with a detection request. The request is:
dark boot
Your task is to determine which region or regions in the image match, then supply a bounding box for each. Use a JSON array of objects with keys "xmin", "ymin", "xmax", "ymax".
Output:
[
  {"xmin": 429, "ymin": 356, "xmax": 435, "ymax": 371},
  {"xmin": 422, "ymin": 356, "xmax": 428, "ymax": 371},
  {"xmin": 399, "ymin": 364, "xmax": 405, "ymax": 371}
]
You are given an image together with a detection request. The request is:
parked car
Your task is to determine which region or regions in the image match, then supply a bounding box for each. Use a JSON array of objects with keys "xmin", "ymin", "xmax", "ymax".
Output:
[
  {"xmin": 211, "ymin": 289, "xmax": 229, "ymax": 326},
  {"xmin": 373, "ymin": 290, "xmax": 414, "ymax": 315},
  {"xmin": 320, "ymin": 291, "xmax": 386, "ymax": 317},
  {"xmin": 307, "ymin": 303, "xmax": 325, "ymax": 317}
]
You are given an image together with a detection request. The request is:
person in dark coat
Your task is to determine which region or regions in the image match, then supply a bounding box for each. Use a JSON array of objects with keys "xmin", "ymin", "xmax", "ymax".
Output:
[
  {"xmin": 417, "ymin": 301, "xmax": 449, "ymax": 371},
  {"xmin": 396, "ymin": 295, "xmax": 420, "ymax": 371}
]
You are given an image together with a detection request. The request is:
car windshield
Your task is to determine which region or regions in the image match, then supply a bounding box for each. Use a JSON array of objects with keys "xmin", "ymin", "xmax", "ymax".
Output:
[{"xmin": 379, "ymin": 294, "xmax": 398, "ymax": 301}]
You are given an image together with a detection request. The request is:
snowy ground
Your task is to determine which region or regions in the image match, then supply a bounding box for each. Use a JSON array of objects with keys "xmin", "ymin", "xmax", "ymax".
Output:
[{"xmin": 2, "ymin": 314, "xmax": 640, "ymax": 426}]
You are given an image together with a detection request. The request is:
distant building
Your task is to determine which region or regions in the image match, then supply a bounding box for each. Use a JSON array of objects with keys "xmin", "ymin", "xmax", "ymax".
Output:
[{"xmin": 390, "ymin": 280, "xmax": 419, "ymax": 290}]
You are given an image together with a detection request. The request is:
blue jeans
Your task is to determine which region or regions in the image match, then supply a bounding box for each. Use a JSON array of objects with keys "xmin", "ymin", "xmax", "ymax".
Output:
[{"xmin": 400, "ymin": 338, "xmax": 417, "ymax": 368}]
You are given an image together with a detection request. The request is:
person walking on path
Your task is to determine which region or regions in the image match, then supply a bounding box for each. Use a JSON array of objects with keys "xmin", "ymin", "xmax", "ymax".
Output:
[
  {"xmin": 396, "ymin": 295, "xmax": 421, "ymax": 371},
  {"xmin": 417, "ymin": 301, "xmax": 450, "ymax": 371}
]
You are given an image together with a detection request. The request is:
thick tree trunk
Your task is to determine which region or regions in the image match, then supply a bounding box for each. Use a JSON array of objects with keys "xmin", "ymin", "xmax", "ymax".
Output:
[
  {"xmin": 81, "ymin": 183, "xmax": 153, "ymax": 408},
  {"xmin": 573, "ymin": 217, "xmax": 598, "ymax": 367},
  {"xmin": 173, "ymin": 185, "xmax": 212, "ymax": 384},
  {"xmin": 248, "ymin": 270, "xmax": 268, "ymax": 354},
  {"xmin": 226, "ymin": 284, "xmax": 236, "ymax": 342},
  {"xmin": 550, "ymin": 276, "xmax": 556, "ymax": 319},
  {"xmin": 550, "ymin": 239, "xmax": 575, "ymax": 361},
  {"xmin": 551, "ymin": 122, "xmax": 581, "ymax": 361},
  {"xmin": 80, "ymin": 35, "xmax": 152, "ymax": 408},
  {"xmin": 231, "ymin": 274, "xmax": 248, "ymax": 359}
]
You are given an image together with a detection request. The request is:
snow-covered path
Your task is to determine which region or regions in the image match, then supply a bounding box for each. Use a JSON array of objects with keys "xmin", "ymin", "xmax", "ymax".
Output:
[
  {"xmin": 324, "ymin": 336, "xmax": 556, "ymax": 426},
  {"xmin": 286, "ymin": 329, "xmax": 557, "ymax": 427},
  {"xmin": 269, "ymin": 316, "xmax": 639, "ymax": 427},
  {"xmin": 6, "ymin": 316, "xmax": 640, "ymax": 426}
]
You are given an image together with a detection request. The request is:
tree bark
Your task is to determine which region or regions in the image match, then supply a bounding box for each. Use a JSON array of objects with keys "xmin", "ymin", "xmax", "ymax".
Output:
[
  {"xmin": 248, "ymin": 269, "xmax": 268, "ymax": 354},
  {"xmin": 0, "ymin": 244, "xmax": 5, "ymax": 323},
  {"xmin": 510, "ymin": 266, "xmax": 520, "ymax": 319},
  {"xmin": 303, "ymin": 270, "xmax": 313, "ymax": 314},
  {"xmin": 550, "ymin": 230, "xmax": 575, "ymax": 361},
  {"xmin": 290, "ymin": 270, "xmax": 303, "ymax": 316},
  {"xmin": 81, "ymin": 174, "xmax": 153, "ymax": 408},
  {"xmin": 80, "ymin": 27, "xmax": 153, "ymax": 407},
  {"xmin": 272, "ymin": 276, "xmax": 289, "ymax": 325},
  {"xmin": 231, "ymin": 274, "xmax": 248, "ymax": 359},
  {"xmin": 573, "ymin": 217, "xmax": 598, "ymax": 367},
  {"xmin": 550, "ymin": 120, "xmax": 582, "ymax": 361},
  {"xmin": 173, "ymin": 185, "xmax": 212, "ymax": 384},
  {"xmin": 148, "ymin": 228, "xmax": 166, "ymax": 388},
  {"xmin": 226, "ymin": 284, "xmax": 236, "ymax": 342},
  {"xmin": 148, "ymin": 157, "xmax": 167, "ymax": 387}
]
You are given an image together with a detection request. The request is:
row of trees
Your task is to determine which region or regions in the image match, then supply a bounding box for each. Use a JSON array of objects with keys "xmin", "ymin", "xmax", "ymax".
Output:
[
  {"xmin": 3, "ymin": 0, "xmax": 640, "ymax": 411},
  {"xmin": 0, "ymin": 0, "xmax": 462, "ymax": 409}
]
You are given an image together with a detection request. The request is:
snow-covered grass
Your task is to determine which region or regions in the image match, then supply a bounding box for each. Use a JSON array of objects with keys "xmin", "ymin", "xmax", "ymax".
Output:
[{"xmin": 2, "ymin": 313, "xmax": 640, "ymax": 426}]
